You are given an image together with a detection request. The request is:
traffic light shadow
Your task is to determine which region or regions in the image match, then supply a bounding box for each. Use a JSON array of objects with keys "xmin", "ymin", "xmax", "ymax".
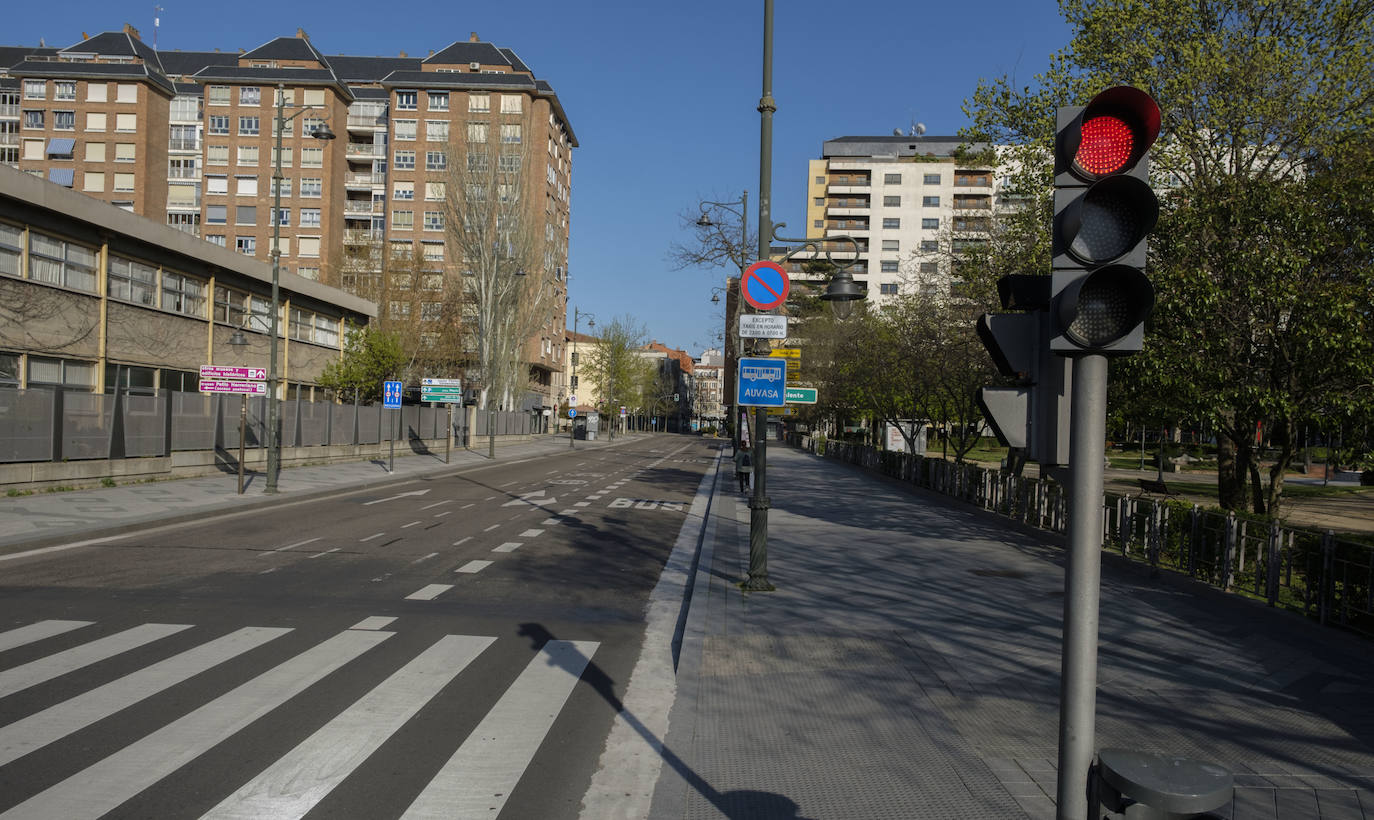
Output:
[{"xmin": 516, "ymin": 622, "xmax": 819, "ymax": 820}]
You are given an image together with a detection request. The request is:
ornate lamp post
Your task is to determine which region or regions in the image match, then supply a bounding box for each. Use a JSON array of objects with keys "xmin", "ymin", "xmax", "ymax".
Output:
[{"xmin": 265, "ymin": 82, "xmax": 334, "ymax": 494}]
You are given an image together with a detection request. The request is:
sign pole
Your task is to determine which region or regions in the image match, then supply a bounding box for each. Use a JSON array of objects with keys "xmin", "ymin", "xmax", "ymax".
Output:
[
  {"xmin": 237, "ymin": 394, "xmax": 247, "ymax": 495},
  {"xmin": 390, "ymin": 408, "xmax": 397, "ymax": 473},
  {"xmin": 446, "ymin": 405, "xmax": 453, "ymax": 464}
]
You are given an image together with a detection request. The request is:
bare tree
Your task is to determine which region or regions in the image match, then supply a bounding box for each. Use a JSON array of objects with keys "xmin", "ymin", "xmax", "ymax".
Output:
[
  {"xmin": 443, "ymin": 126, "xmax": 558, "ymax": 411},
  {"xmin": 667, "ymin": 198, "xmax": 756, "ymax": 274}
]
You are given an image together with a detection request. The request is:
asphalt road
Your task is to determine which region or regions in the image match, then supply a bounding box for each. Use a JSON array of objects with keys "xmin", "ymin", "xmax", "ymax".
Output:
[{"xmin": 0, "ymin": 435, "xmax": 721, "ymax": 819}]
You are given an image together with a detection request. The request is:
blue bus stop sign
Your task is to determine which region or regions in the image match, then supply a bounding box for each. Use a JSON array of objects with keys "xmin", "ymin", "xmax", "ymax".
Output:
[
  {"xmin": 737, "ymin": 357, "xmax": 786, "ymax": 407},
  {"xmin": 383, "ymin": 380, "xmax": 403, "ymax": 409}
]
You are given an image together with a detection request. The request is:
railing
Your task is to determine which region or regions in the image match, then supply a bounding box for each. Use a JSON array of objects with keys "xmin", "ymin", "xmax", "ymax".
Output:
[
  {"xmin": 345, "ymin": 172, "xmax": 385, "ymax": 186},
  {"xmin": 345, "ymin": 143, "xmax": 383, "ymax": 158},
  {"xmin": 343, "ymin": 229, "xmax": 384, "ymax": 244},
  {"xmin": 828, "ymin": 177, "xmax": 870, "ymax": 187},
  {"xmin": 793, "ymin": 436, "xmax": 1374, "ymax": 639},
  {"xmin": 347, "ymin": 114, "xmax": 387, "ymax": 129},
  {"xmin": 168, "ymin": 138, "xmax": 200, "ymax": 152},
  {"xmin": 0, "ymin": 104, "xmax": 19, "ymax": 118},
  {"xmin": 343, "ymin": 200, "xmax": 381, "ymax": 215}
]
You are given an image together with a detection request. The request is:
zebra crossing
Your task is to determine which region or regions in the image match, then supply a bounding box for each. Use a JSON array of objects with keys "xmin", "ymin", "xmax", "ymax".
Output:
[{"xmin": 0, "ymin": 618, "xmax": 599, "ymax": 819}]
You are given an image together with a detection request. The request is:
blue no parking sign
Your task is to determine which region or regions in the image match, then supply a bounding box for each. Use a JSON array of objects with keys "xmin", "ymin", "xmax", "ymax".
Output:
[{"xmin": 737, "ymin": 357, "xmax": 786, "ymax": 407}]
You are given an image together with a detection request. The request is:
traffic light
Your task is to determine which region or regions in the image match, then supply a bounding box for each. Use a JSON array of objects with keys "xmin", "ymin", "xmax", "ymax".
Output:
[
  {"xmin": 1051, "ymin": 85, "xmax": 1160, "ymax": 354},
  {"xmin": 975, "ymin": 275, "xmax": 1072, "ymax": 467}
]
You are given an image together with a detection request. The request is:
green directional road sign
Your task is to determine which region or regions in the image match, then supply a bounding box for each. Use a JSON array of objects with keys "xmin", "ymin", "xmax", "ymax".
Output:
[
  {"xmin": 421, "ymin": 387, "xmax": 465, "ymax": 403},
  {"xmin": 785, "ymin": 387, "xmax": 818, "ymax": 404}
]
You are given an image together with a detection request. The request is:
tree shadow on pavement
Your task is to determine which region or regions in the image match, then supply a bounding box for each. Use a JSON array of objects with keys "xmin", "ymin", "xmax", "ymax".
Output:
[{"xmin": 517, "ymin": 622, "xmax": 818, "ymax": 820}]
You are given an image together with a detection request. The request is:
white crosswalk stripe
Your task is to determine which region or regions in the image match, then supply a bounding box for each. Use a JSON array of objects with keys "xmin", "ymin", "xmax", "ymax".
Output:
[{"xmin": 0, "ymin": 621, "xmax": 601, "ymax": 820}]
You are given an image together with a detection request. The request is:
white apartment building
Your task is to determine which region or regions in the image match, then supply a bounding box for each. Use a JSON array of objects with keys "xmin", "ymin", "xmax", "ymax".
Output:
[
  {"xmin": 694, "ymin": 347, "xmax": 724, "ymax": 425},
  {"xmin": 790, "ymin": 135, "xmax": 1011, "ymax": 308}
]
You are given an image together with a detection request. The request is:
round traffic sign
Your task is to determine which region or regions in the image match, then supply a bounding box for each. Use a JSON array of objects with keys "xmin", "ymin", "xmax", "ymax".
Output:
[
  {"xmin": 569, "ymin": 408, "xmax": 577, "ymax": 418},
  {"xmin": 741, "ymin": 260, "xmax": 790, "ymax": 311}
]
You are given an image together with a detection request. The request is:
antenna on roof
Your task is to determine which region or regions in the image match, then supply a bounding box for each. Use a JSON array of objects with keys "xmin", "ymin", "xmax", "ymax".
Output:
[
  {"xmin": 911, "ymin": 122, "xmax": 926, "ymax": 137},
  {"xmin": 892, "ymin": 128, "xmax": 903, "ymax": 136},
  {"xmin": 153, "ymin": 5, "xmax": 163, "ymax": 49}
]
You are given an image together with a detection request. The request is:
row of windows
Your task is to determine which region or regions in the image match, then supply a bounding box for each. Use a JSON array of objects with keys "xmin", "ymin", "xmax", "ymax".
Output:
[
  {"xmin": 202, "ymin": 204, "xmax": 322, "ymax": 228},
  {"xmin": 392, "ymin": 91, "xmax": 522, "ymax": 115},
  {"xmin": 22, "ymin": 80, "xmax": 138, "ymax": 104},
  {"xmin": 205, "ymin": 145, "xmax": 324, "ymax": 167},
  {"xmin": 21, "ymin": 139, "xmax": 137, "ymax": 163},
  {"xmin": 203, "ymin": 175, "xmax": 322, "ymax": 199},
  {"xmin": 390, "ymin": 211, "xmax": 445, "ymax": 231},
  {"xmin": 205, "ymin": 86, "xmax": 326, "ymax": 108},
  {"xmin": 392, "ymin": 181, "xmax": 447, "ymax": 200},
  {"xmin": 391, "ymin": 150, "xmax": 450, "ymax": 171},
  {"xmin": 0, "ymin": 223, "xmax": 337, "ymax": 332},
  {"xmin": 22, "ymin": 110, "xmax": 138, "ymax": 132}
]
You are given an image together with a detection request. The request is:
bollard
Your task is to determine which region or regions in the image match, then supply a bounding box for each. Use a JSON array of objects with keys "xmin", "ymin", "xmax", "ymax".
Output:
[{"xmin": 1096, "ymin": 749, "xmax": 1232, "ymax": 819}]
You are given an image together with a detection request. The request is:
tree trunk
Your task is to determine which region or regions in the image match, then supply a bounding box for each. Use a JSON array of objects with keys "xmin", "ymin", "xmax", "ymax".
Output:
[{"xmin": 1217, "ymin": 431, "xmax": 1246, "ymax": 510}]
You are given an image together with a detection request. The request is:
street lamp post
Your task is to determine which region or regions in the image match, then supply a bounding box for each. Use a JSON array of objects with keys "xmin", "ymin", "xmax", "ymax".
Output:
[
  {"xmin": 265, "ymin": 82, "xmax": 334, "ymax": 494},
  {"xmin": 569, "ymin": 309, "xmax": 593, "ymax": 449}
]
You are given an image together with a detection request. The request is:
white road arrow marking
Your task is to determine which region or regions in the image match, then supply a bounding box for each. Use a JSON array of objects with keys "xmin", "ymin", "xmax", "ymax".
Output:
[
  {"xmin": 362, "ymin": 489, "xmax": 432, "ymax": 506},
  {"xmin": 501, "ymin": 490, "xmax": 557, "ymax": 508}
]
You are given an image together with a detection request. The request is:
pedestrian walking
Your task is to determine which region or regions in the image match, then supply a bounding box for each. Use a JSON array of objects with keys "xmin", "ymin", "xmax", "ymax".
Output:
[{"xmin": 734, "ymin": 447, "xmax": 753, "ymax": 492}]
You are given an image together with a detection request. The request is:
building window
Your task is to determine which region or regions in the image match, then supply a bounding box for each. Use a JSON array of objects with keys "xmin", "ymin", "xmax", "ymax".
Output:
[
  {"xmin": 270, "ymin": 146, "xmax": 293, "ymax": 167},
  {"xmin": 921, "ymin": 218, "xmax": 939, "ymax": 229},
  {"xmin": 396, "ymin": 91, "xmax": 418, "ymax": 110},
  {"xmin": 272, "ymin": 208, "xmax": 290, "ymax": 227},
  {"xmin": 170, "ymin": 95, "xmax": 199, "ymax": 121},
  {"xmin": 161, "ymin": 271, "xmax": 206, "ymax": 316},
  {"xmin": 206, "ymin": 235, "xmax": 226, "ymax": 247},
  {"xmin": 424, "ymin": 182, "xmax": 445, "ymax": 201},
  {"xmin": 208, "ymin": 115, "xmax": 229, "ymax": 135},
  {"xmin": 425, "ymin": 151, "xmax": 447, "ymax": 171},
  {"xmin": 394, "ymin": 119, "xmax": 417, "ymax": 141},
  {"xmin": 883, "ymin": 195, "xmax": 901, "ymax": 207},
  {"xmin": 468, "ymin": 93, "xmax": 490, "ymax": 113},
  {"xmin": 423, "ymin": 211, "xmax": 443, "ymax": 231},
  {"xmin": 920, "ymin": 240, "xmax": 938, "ymax": 251},
  {"xmin": 880, "ymin": 260, "xmax": 899, "ymax": 273},
  {"xmin": 427, "ymin": 91, "xmax": 449, "ymax": 111},
  {"xmin": 425, "ymin": 120, "xmax": 449, "ymax": 141},
  {"xmin": 47, "ymin": 138, "xmax": 75, "ymax": 159},
  {"xmin": 22, "ymin": 110, "xmax": 43, "ymax": 129},
  {"xmin": 884, "ymin": 173, "xmax": 901, "ymax": 184},
  {"xmin": 81, "ymin": 142, "xmax": 105, "ymax": 163},
  {"xmin": 392, "ymin": 210, "xmax": 414, "ymax": 230},
  {"xmin": 115, "ymin": 143, "xmax": 136, "ymax": 162},
  {"xmin": 271, "ymin": 177, "xmax": 292, "ymax": 197},
  {"xmin": 207, "ymin": 145, "xmax": 229, "ymax": 165},
  {"xmin": 28, "ymin": 356, "xmax": 95, "ymax": 389},
  {"xmin": 300, "ymin": 208, "xmax": 321, "ymax": 227},
  {"xmin": 112, "ymin": 173, "xmax": 135, "ymax": 192},
  {"xmin": 116, "ymin": 84, "xmax": 137, "ymax": 103},
  {"xmin": 394, "ymin": 181, "xmax": 415, "ymax": 200},
  {"xmin": 235, "ymin": 205, "xmax": 257, "ymax": 225},
  {"xmin": 107, "ymin": 255, "xmax": 158, "ymax": 306},
  {"xmin": 206, "ymin": 205, "xmax": 227, "ymax": 225},
  {"xmin": 214, "ymin": 285, "xmax": 248, "ymax": 325},
  {"xmin": 500, "ymin": 95, "xmax": 523, "ymax": 114},
  {"xmin": 500, "ymin": 124, "xmax": 521, "ymax": 144},
  {"xmin": 923, "ymin": 195, "xmax": 940, "ymax": 207},
  {"xmin": 393, "ymin": 150, "xmax": 416, "ymax": 170},
  {"xmin": 813, "ymin": 197, "xmax": 823, "ymax": 206},
  {"xmin": 240, "ymin": 87, "xmax": 261, "ymax": 106},
  {"xmin": 923, "ymin": 173, "xmax": 941, "ymax": 185},
  {"xmin": 53, "ymin": 111, "xmax": 75, "ymax": 131},
  {"xmin": 237, "ymin": 116, "xmax": 261, "ymax": 136},
  {"xmin": 236, "ymin": 175, "xmax": 258, "ymax": 196},
  {"xmin": 919, "ymin": 262, "xmax": 939, "ymax": 274},
  {"xmin": 880, "ymin": 283, "xmax": 899, "ymax": 295},
  {"xmin": 207, "ymin": 85, "xmax": 230, "ymax": 105},
  {"xmin": 236, "ymin": 236, "xmax": 256, "ymax": 255},
  {"xmin": 0, "ymin": 223, "xmax": 20, "ymax": 278},
  {"xmin": 234, "ymin": 146, "xmax": 258, "ymax": 166},
  {"xmin": 300, "ymin": 178, "xmax": 322, "ymax": 198},
  {"xmin": 300, "ymin": 147, "xmax": 322, "ymax": 168},
  {"xmin": 206, "ymin": 175, "xmax": 229, "ymax": 195},
  {"xmin": 23, "ymin": 80, "xmax": 45, "ymax": 100},
  {"xmin": 881, "ymin": 240, "xmax": 899, "ymax": 252},
  {"xmin": 421, "ymin": 243, "xmax": 444, "ymax": 263},
  {"xmin": 85, "ymin": 112, "xmax": 108, "ymax": 132},
  {"xmin": 29, "ymin": 231, "xmax": 98, "ymax": 292},
  {"xmin": 83, "ymin": 171, "xmax": 105, "ymax": 192},
  {"xmin": 467, "ymin": 122, "xmax": 487, "ymax": 144},
  {"xmin": 115, "ymin": 113, "xmax": 137, "ymax": 132}
]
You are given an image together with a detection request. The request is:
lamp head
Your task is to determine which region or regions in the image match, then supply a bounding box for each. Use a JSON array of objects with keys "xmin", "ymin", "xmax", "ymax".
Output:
[
  {"xmin": 820, "ymin": 269, "xmax": 866, "ymax": 320},
  {"xmin": 696, "ymin": 214, "xmax": 714, "ymax": 228},
  {"xmin": 310, "ymin": 123, "xmax": 336, "ymax": 141}
]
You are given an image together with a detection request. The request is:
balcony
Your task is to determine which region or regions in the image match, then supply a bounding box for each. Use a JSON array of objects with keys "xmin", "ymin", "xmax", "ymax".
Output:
[
  {"xmin": 345, "ymin": 143, "xmax": 384, "ymax": 160},
  {"xmin": 347, "ymin": 113, "xmax": 388, "ymax": 131},
  {"xmin": 951, "ymin": 197, "xmax": 993, "ymax": 211},
  {"xmin": 168, "ymin": 138, "xmax": 200, "ymax": 152},
  {"xmin": 827, "ymin": 176, "xmax": 870, "ymax": 191},
  {"xmin": 166, "ymin": 195, "xmax": 202, "ymax": 211},
  {"xmin": 345, "ymin": 171, "xmax": 384, "ymax": 188},
  {"xmin": 343, "ymin": 228, "xmax": 384, "ymax": 245},
  {"xmin": 0, "ymin": 104, "xmax": 19, "ymax": 118}
]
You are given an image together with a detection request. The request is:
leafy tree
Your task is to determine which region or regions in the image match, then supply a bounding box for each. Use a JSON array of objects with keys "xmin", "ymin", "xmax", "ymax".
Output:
[
  {"xmin": 964, "ymin": 0, "xmax": 1374, "ymax": 514},
  {"xmin": 317, "ymin": 324, "xmax": 407, "ymax": 403},
  {"xmin": 583, "ymin": 316, "xmax": 652, "ymax": 435}
]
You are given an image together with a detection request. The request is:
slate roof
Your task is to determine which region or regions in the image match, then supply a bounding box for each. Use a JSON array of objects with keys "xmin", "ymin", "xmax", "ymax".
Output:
[
  {"xmin": 498, "ymin": 48, "xmax": 530, "ymax": 74},
  {"xmin": 381, "ymin": 70, "xmax": 536, "ymax": 90},
  {"xmin": 189, "ymin": 65, "xmax": 354, "ymax": 102},
  {"xmin": 0, "ymin": 46, "xmax": 58, "ymax": 68},
  {"xmin": 60, "ymin": 31, "xmax": 164, "ymax": 75},
  {"xmin": 241, "ymin": 36, "xmax": 331, "ymax": 67},
  {"xmin": 6, "ymin": 59, "xmax": 177, "ymax": 96},
  {"xmin": 158, "ymin": 50, "xmax": 237, "ymax": 78},
  {"xmin": 423, "ymin": 41, "xmax": 508, "ymax": 68}
]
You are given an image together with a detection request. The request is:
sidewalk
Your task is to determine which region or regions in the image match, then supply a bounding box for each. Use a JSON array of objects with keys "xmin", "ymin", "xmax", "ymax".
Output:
[
  {"xmin": 0, "ymin": 434, "xmax": 621, "ymax": 553},
  {"xmin": 653, "ymin": 445, "xmax": 1374, "ymax": 819}
]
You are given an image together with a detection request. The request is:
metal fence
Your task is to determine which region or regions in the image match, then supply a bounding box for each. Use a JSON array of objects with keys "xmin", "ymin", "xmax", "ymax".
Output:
[
  {"xmin": 0, "ymin": 387, "xmax": 491, "ymax": 462},
  {"xmin": 799, "ymin": 436, "xmax": 1374, "ymax": 638}
]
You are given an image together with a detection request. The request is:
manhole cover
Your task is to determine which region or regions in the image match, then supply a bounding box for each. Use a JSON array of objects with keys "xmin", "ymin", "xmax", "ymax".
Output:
[{"xmin": 969, "ymin": 569, "xmax": 1029, "ymax": 579}]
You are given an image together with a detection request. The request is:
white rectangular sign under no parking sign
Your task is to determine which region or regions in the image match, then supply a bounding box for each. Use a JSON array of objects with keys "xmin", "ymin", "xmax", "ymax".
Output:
[{"xmin": 739, "ymin": 314, "xmax": 788, "ymax": 339}]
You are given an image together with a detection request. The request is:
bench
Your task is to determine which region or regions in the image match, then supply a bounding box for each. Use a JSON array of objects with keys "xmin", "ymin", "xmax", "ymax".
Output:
[{"xmin": 1137, "ymin": 478, "xmax": 1178, "ymax": 498}]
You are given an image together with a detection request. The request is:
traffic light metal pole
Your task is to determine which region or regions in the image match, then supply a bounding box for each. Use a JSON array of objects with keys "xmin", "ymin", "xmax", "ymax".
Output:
[
  {"xmin": 1056, "ymin": 352, "xmax": 1108, "ymax": 820},
  {"xmin": 743, "ymin": 0, "xmax": 776, "ymax": 592}
]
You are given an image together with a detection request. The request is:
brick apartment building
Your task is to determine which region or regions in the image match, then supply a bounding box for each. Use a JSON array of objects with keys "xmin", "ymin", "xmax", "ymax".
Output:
[{"xmin": 0, "ymin": 25, "xmax": 574, "ymax": 411}]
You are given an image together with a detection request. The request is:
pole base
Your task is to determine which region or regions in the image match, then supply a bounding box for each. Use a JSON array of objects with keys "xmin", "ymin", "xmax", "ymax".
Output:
[{"xmin": 739, "ymin": 576, "xmax": 775, "ymax": 592}]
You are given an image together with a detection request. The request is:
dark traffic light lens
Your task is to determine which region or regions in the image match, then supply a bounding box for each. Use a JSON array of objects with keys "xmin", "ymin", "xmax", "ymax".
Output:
[
  {"xmin": 1059, "ymin": 265, "xmax": 1155, "ymax": 348},
  {"xmin": 1075, "ymin": 115, "xmax": 1134, "ymax": 177},
  {"xmin": 1062, "ymin": 176, "xmax": 1159, "ymax": 265}
]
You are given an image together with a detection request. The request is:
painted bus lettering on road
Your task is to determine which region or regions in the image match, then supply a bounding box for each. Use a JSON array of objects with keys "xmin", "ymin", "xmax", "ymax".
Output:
[{"xmin": 607, "ymin": 498, "xmax": 686, "ymax": 512}]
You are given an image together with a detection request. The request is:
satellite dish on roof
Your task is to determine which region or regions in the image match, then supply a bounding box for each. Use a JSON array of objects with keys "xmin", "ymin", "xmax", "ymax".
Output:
[
  {"xmin": 893, "ymin": 128, "xmax": 903, "ymax": 136},
  {"xmin": 912, "ymin": 123, "xmax": 927, "ymax": 137}
]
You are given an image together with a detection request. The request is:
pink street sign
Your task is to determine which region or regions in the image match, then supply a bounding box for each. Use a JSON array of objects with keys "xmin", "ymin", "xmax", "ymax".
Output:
[
  {"xmin": 200, "ymin": 365, "xmax": 266, "ymax": 381},
  {"xmin": 199, "ymin": 379, "xmax": 267, "ymax": 395}
]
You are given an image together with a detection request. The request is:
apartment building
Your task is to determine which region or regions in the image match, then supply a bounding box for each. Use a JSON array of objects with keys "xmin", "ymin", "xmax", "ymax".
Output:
[
  {"xmin": 694, "ymin": 347, "xmax": 724, "ymax": 427},
  {"xmin": 0, "ymin": 26, "xmax": 575, "ymax": 412},
  {"xmin": 792, "ymin": 135, "xmax": 1007, "ymax": 308}
]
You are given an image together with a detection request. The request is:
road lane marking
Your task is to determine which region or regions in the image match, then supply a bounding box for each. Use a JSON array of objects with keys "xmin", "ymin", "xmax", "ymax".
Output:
[
  {"xmin": 363, "ymin": 489, "xmax": 432, "ymax": 506},
  {"xmin": 413, "ymin": 553, "xmax": 439, "ymax": 564},
  {"xmin": 0, "ymin": 626, "xmax": 290, "ymax": 768},
  {"xmin": 350, "ymin": 617, "xmax": 396, "ymax": 631},
  {"xmin": 420, "ymin": 499, "xmax": 455, "ymax": 510},
  {"xmin": 542, "ymin": 518, "xmax": 560, "ymax": 525},
  {"xmin": 202, "ymin": 634, "xmax": 493, "ymax": 819},
  {"xmin": 0, "ymin": 623, "xmax": 191, "ymax": 698},
  {"xmin": 453, "ymin": 537, "xmax": 472, "ymax": 547},
  {"xmin": 359, "ymin": 532, "xmax": 386, "ymax": 543},
  {"xmin": 574, "ymin": 502, "xmax": 591, "ymax": 507},
  {"xmin": 434, "ymin": 510, "xmax": 453, "ymax": 518},
  {"xmin": 484, "ymin": 496, "xmax": 497, "ymax": 501},
  {"xmin": 460, "ymin": 503, "xmax": 475, "ymax": 510},
  {"xmin": 455, "ymin": 560, "xmax": 493, "ymax": 573},
  {"xmin": 309, "ymin": 548, "xmax": 341, "ymax": 559},
  {"xmin": 483, "ymin": 524, "xmax": 500, "ymax": 532},
  {"xmin": 559, "ymin": 509, "xmax": 580, "ymax": 515},
  {"xmin": 519, "ymin": 529, "xmax": 544, "ymax": 538},
  {"xmin": 492, "ymin": 542, "xmax": 522, "ymax": 553},
  {"xmin": 1, "ymin": 630, "xmax": 391, "ymax": 819},
  {"xmin": 405, "ymin": 584, "xmax": 453, "ymax": 601},
  {"xmin": 401, "ymin": 640, "xmax": 598, "ymax": 819},
  {"xmin": 267, "ymin": 537, "xmax": 322, "ymax": 554},
  {"xmin": 0, "ymin": 535, "xmax": 127, "ymax": 564},
  {"xmin": 401, "ymin": 520, "xmax": 423, "ymax": 529},
  {"xmin": 0, "ymin": 620, "xmax": 92, "ymax": 653}
]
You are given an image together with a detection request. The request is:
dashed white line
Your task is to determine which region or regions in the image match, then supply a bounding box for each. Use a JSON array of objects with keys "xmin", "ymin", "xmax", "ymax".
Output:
[
  {"xmin": 420, "ymin": 500, "xmax": 455, "ymax": 510},
  {"xmin": 519, "ymin": 529, "xmax": 544, "ymax": 538},
  {"xmin": 559, "ymin": 509, "xmax": 579, "ymax": 515},
  {"xmin": 542, "ymin": 518, "xmax": 560, "ymax": 525},
  {"xmin": 574, "ymin": 502, "xmax": 591, "ymax": 507},
  {"xmin": 350, "ymin": 616, "xmax": 396, "ymax": 631},
  {"xmin": 400, "ymin": 521, "xmax": 423, "ymax": 529},
  {"xmin": 434, "ymin": 511, "xmax": 453, "ymax": 518},
  {"xmin": 484, "ymin": 524, "xmax": 500, "ymax": 532},
  {"xmin": 455, "ymin": 560, "xmax": 493, "ymax": 574},
  {"xmin": 266, "ymin": 537, "xmax": 321, "ymax": 555},
  {"xmin": 492, "ymin": 542, "xmax": 522, "ymax": 553},
  {"xmin": 412, "ymin": 553, "xmax": 439, "ymax": 564},
  {"xmin": 405, "ymin": 584, "xmax": 452, "ymax": 601},
  {"xmin": 452, "ymin": 536, "xmax": 472, "ymax": 547},
  {"xmin": 309, "ymin": 548, "xmax": 341, "ymax": 559},
  {"xmin": 460, "ymin": 503, "xmax": 475, "ymax": 510},
  {"xmin": 359, "ymin": 533, "xmax": 386, "ymax": 543},
  {"xmin": 485, "ymin": 496, "xmax": 497, "ymax": 501}
]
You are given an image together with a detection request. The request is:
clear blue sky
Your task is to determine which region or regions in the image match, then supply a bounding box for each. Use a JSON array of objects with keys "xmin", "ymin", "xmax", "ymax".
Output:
[{"xmin": 8, "ymin": 0, "xmax": 1073, "ymax": 357}]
